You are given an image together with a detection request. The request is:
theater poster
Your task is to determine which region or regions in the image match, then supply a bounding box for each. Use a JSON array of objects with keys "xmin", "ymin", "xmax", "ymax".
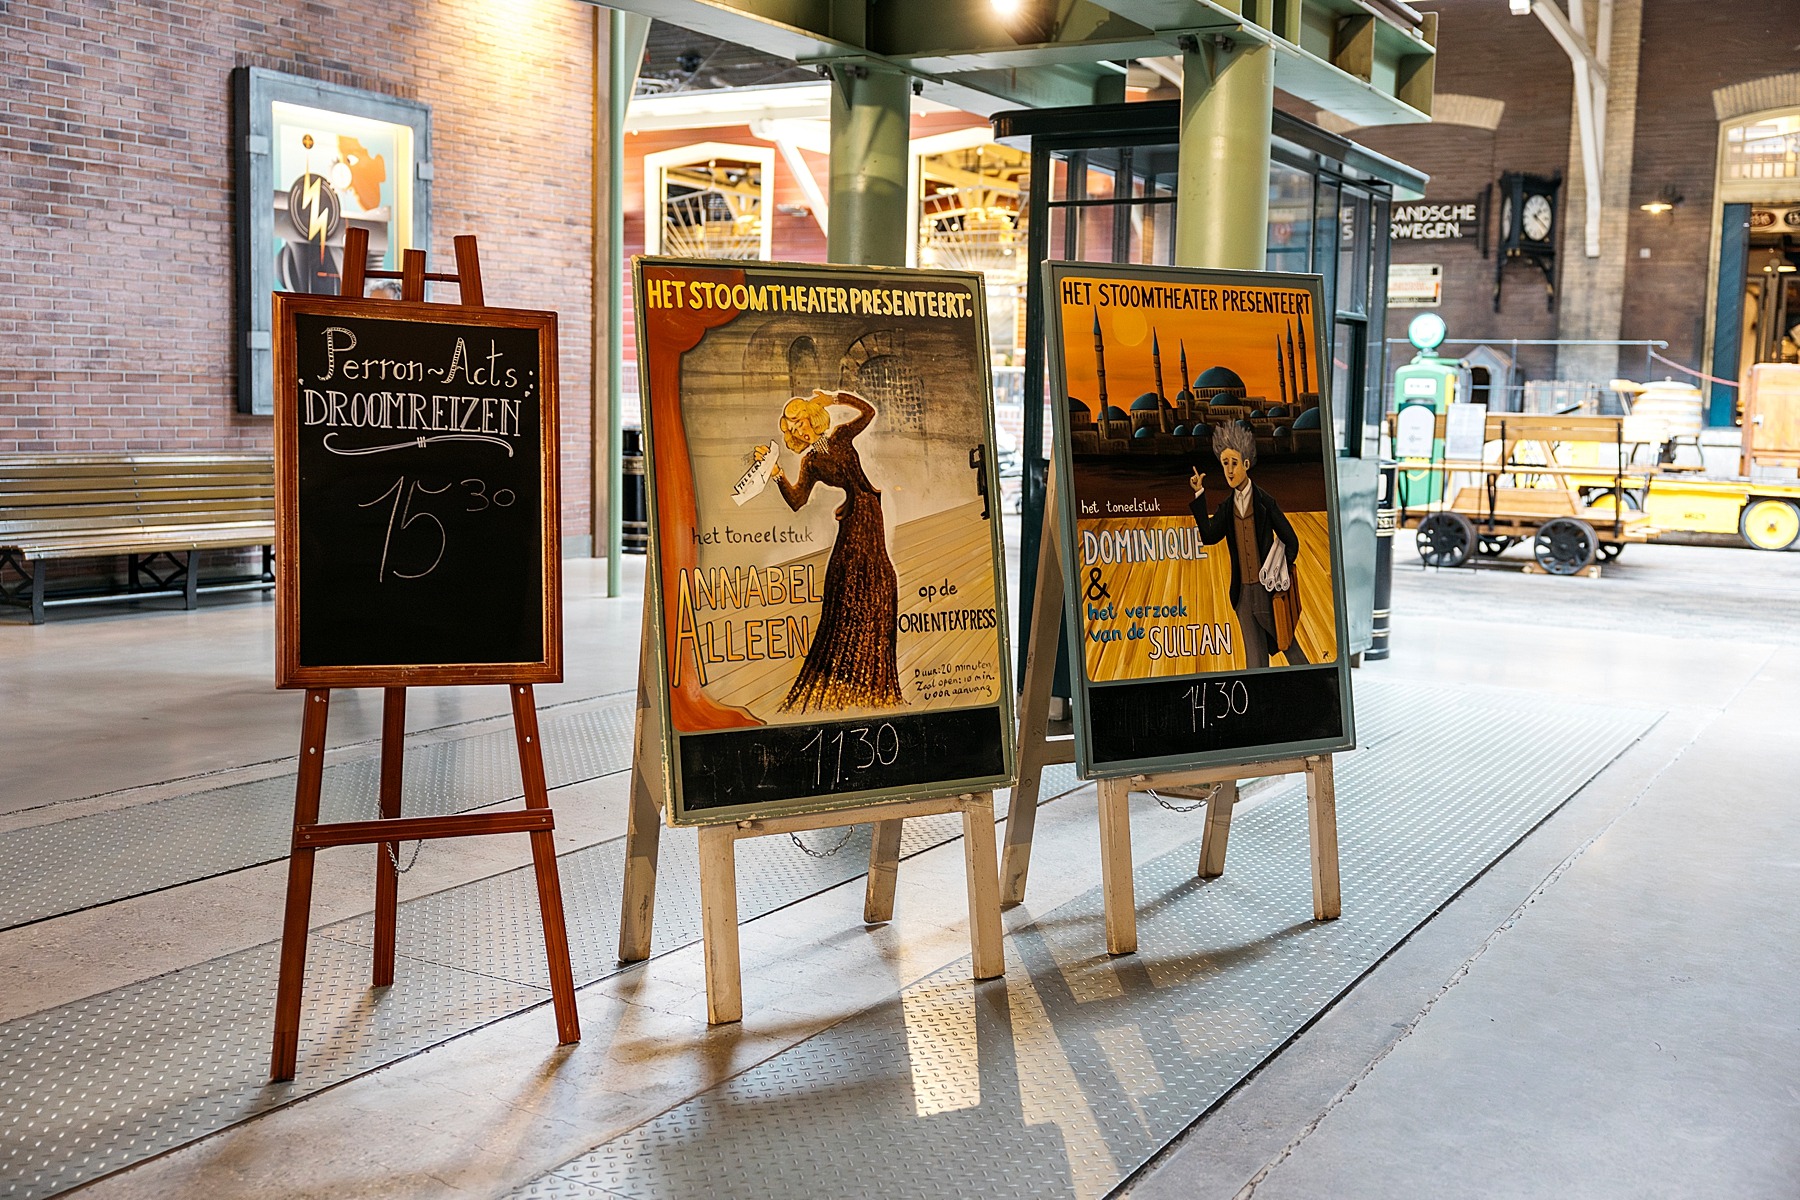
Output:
[
  {"xmin": 1044, "ymin": 262, "xmax": 1355, "ymax": 779},
  {"xmin": 635, "ymin": 258, "xmax": 1015, "ymax": 825}
]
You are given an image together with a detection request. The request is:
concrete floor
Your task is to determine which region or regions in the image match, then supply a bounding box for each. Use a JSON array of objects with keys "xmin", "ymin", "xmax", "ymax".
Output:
[{"xmin": 3, "ymin": 536, "xmax": 1797, "ymax": 1197}]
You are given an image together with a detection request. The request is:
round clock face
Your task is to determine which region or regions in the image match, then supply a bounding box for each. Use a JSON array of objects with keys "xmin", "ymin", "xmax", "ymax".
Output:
[{"xmin": 1523, "ymin": 194, "xmax": 1553, "ymax": 242}]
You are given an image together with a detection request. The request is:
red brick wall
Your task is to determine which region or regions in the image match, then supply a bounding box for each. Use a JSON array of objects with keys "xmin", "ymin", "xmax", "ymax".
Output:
[
  {"xmin": 1349, "ymin": 3, "xmax": 1573, "ymax": 384},
  {"xmin": 1349, "ymin": 0, "xmax": 1797, "ymax": 386},
  {"xmin": 2, "ymin": 0, "xmax": 598, "ymax": 541},
  {"xmin": 1619, "ymin": 0, "xmax": 1795, "ymax": 374}
]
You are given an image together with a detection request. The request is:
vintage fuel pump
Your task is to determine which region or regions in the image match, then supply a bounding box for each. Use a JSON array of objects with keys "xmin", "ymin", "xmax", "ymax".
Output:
[{"xmin": 1392, "ymin": 313, "xmax": 1470, "ymax": 506}]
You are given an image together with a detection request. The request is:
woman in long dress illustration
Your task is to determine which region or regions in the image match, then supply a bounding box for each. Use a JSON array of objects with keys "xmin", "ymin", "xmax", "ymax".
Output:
[{"xmin": 770, "ymin": 389, "xmax": 904, "ymax": 712}]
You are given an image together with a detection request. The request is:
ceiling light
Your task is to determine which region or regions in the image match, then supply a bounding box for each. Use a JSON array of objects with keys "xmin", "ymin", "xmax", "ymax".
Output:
[
  {"xmin": 1508, "ymin": 0, "xmax": 1532, "ymax": 13},
  {"xmin": 992, "ymin": 0, "xmax": 1023, "ymax": 15}
]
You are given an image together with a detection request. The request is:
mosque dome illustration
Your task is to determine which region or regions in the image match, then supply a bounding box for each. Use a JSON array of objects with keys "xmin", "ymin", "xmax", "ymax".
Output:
[
  {"xmin": 1129, "ymin": 391, "xmax": 1165, "ymax": 411},
  {"xmin": 1196, "ymin": 365, "xmax": 1245, "ymax": 391},
  {"xmin": 1101, "ymin": 405, "xmax": 1129, "ymax": 422},
  {"xmin": 1293, "ymin": 407, "xmax": 1322, "ymax": 430}
]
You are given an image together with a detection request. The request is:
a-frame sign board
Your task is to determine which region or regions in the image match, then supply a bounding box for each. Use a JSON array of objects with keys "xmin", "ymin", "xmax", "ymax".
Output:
[
  {"xmin": 268, "ymin": 228, "xmax": 579, "ymax": 1080},
  {"xmin": 615, "ymin": 258, "xmax": 1018, "ymax": 1024},
  {"xmin": 1003, "ymin": 261, "xmax": 1352, "ymax": 954}
]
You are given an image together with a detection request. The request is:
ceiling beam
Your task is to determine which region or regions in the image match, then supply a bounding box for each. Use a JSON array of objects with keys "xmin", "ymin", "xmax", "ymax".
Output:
[{"xmin": 592, "ymin": 0, "xmax": 1431, "ymax": 124}]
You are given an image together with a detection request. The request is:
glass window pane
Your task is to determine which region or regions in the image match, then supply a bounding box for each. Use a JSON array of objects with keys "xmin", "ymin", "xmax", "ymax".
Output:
[
  {"xmin": 1266, "ymin": 161, "xmax": 1313, "ymax": 274},
  {"xmin": 1313, "ymin": 180, "xmax": 1340, "ymax": 314},
  {"xmin": 1337, "ymin": 191, "xmax": 1370, "ymax": 315},
  {"xmin": 1331, "ymin": 321, "xmax": 1361, "ymax": 454}
]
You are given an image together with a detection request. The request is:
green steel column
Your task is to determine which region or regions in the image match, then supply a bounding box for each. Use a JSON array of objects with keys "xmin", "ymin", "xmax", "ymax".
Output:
[
  {"xmin": 826, "ymin": 66, "xmax": 912, "ymax": 267},
  {"xmin": 606, "ymin": 9, "xmax": 648, "ymax": 596},
  {"xmin": 1176, "ymin": 37, "xmax": 1274, "ymax": 269}
]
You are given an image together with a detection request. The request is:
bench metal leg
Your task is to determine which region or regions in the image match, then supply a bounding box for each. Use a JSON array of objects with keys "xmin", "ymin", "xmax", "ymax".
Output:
[
  {"xmin": 128, "ymin": 553, "xmax": 142, "ymax": 593},
  {"xmin": 185, "ymin": 551, "xmax": 200, "ymax": 610},
  {"xmin": 262, "ymin": 544, "xmax": 275, "ymax": 583},
  {"xmin": 31, "ymin": 560, "xmax": 46, "ymax": 625}
]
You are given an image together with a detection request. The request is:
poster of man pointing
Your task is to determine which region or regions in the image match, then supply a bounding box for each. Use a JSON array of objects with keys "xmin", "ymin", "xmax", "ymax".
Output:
[{"xmin": 1044, "ymin": 261, "xmax": 1356, "ymax": 779}]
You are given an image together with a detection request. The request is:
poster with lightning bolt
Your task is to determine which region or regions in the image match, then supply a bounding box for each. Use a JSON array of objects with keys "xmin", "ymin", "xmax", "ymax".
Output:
[{"xmin": 235, "ymin": 69, "xmax": 431, "ymax": 415}]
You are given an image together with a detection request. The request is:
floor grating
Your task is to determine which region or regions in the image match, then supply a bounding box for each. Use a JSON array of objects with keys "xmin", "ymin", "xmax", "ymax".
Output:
[
  {"xmin": 0, "ymin": 693, "xmax": 639, "ymax": 931},
  {"xmin": 0, "ymin": 749, "xmax": 1059, "ymax": 1200},
  {"xmin": 507, "ymin": 685, "xmax": 1658, "ymax": 1200}
]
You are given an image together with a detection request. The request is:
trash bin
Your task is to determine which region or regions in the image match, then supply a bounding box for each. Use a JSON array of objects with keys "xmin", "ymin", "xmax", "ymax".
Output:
[{"xmin": 622, "ymin": 427, "xmax": 648, "ymax": 555}]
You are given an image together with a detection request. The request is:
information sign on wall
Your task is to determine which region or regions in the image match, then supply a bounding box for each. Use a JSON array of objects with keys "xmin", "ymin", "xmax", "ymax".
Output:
[
  {"xmin": 635, "ymin": 258, "xmax": 1016, "ymax": 825},
  {"xmin": 1044, "ymin": 262, "xmax": 1355, "ymax": 778},
  {"xmin": 1387, "ymin": 263, "xmax": 1444, "ymax": 308},
  {"xmin": 273, "ymin": 294, "xmax": 561, "ymax": 687},
  {"xmin": 1390, "ymin": 199, "xmax": 1483, "ymax": 241}
]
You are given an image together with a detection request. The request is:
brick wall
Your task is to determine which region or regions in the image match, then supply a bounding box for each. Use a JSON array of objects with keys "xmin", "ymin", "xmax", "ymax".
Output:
[
  {"xmin": 2, "ymin": 0, "xmax": 598, "ymax": 541},
  {"xmin": 1350, "ymin": 3, "xmax": 1573, "ymax": 386},
  {"xmin": 1350, "ymin": 0, "xmax": 1797, "ymax": 390},
  {"xmin": 1619, "ymin": 0, "xmax": 1796, "ymax": 375}
]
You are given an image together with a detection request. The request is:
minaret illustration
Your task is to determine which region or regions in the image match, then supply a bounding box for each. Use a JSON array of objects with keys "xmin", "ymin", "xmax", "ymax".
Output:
[
  {"xmin": 1179, "ymin": 340, "xmax": 1192, "ymax": 395},
  {"xmin": 1285, "ymin": 320, "xmax": 1300, "ymax": 407},
  {"xmin": 1151, "ymin": 328, "xmax": 1166, "ymax": 400},
  {"xmin": 1297, "ymin": 318, "xmax": 1311, "ymax": 394},
  {"xmin": 1092, "ymin": 309, "xmax": 1109, "ymax": 410},
  {"xmin": 1275, "ymin": 336, "xmax": 1289, "ymax": 406}
]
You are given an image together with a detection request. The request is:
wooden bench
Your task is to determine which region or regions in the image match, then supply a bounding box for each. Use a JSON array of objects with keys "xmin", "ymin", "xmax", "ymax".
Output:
[{"xmin": 0, "ymin": 454, "xmax": 275, "ymax": 623}]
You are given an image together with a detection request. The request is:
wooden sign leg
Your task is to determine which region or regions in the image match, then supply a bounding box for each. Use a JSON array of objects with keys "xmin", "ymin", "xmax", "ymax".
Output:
[
  {"xmin": 271, "ymin": 688, "xmax": 331, "ymax": 1082},
  {"xmin": 698, "ymin": 825, "xmax": 743, "ymax": 1024},
  {"xmin": 511, "ymin": 684, "xmax": 581, "ymax": 1043},
  {"xmin": 960, "ymin": 793, "xmax": 1006, "ymax": 980},
  {"xmin": 1001, "ymin": 465, "xmax": 1065, "ymax": 907},
  {"xmin": 1096, "ymin": 777, "xmax": 1137, "ymax": 956},
  {"xmin": 372, "ymin": 686, "xmax": 406, "ymax": 987},
  {"xmin": 618, "ymin": 620, "xmax": 663, "ymax": 963},
  {"xmin": 1306, "ymin": 755, "xmax": 1342, "ymax": 920},
  {"xmin": 1198, "ymin": 779, "xmax": 1238, "ymax": 879},
  {"xmin": 863, "ymin": 819, "xmax": 904, "ymax": 925}
]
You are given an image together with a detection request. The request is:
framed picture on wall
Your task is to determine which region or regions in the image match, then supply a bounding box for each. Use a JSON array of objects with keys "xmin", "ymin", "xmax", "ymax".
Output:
[{"xmin": 233, "ymin": 68, "xmax": 431, "ymax": 415}]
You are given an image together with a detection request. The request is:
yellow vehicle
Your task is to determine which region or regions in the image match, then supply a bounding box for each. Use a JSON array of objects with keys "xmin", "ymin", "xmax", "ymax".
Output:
[{"xmin": 1553, "ymin": 431, "xmax": 1800, "ymax": 553}]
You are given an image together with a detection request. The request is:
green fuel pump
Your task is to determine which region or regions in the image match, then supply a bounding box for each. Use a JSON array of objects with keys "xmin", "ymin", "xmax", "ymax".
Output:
[{"xmin": 1391, "ymin": 313, "xmax": 1467, "ymax": 506}]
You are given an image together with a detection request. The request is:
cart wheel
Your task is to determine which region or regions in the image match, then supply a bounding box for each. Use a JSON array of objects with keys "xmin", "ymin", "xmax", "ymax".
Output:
[
  {"xmin": 1416, "ymin": 511, "xmax": 1476, "ymax": 567},
  {"xmin": 1597, "ymin": 542, "xmax": 1623, "ymax": 562},
  {"xmin": 1533, "ymin": 517, "xmax": 1598, "ymax": 575},
  {"xmin": 1739, "ymin": 498, "xmax": 1800, "ymax": 551},
  {"xmin": 1477, "ymin": 535, "xmax": 1519, "ymax": 557}
]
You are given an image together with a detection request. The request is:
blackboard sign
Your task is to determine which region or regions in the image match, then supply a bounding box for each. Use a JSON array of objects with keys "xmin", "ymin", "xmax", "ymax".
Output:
[
  {"xmin": 634, "ymin": 258, "xmax": 1016, "ymax": 825},
  {"xmin": 273, "ymin": 294, "xmax": 561, "ymax": 687},
  {"xmin": 1043, "ymin": 262, "xmax": 1355, "ymax": 778}
]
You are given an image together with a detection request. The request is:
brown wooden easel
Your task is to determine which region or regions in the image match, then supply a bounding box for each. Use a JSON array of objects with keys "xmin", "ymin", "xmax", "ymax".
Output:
[
  {"xmin": 999, "ymin": 464, "xmax": 1342, "ymax": 955},
  {"xmin": 269, "ymin": 229, "xmax": 580, "ymax": 1081},
  {"xmin": 616, "ymin": 603, "xmax": 1006, "ymax": 1025}
]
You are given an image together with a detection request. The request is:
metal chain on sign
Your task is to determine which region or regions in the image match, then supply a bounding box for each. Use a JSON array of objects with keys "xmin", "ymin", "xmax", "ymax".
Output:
[
  {"xmin": 789, "ymin": 828, "xmax": 855, "ymax": 858},
  {"xmin": 1147, "ymin": 783, "xmax": 1219, "ymax": 814},
  {"xmin": 384, "ymin": 839, "xmax": 424, "ymax": 874}
]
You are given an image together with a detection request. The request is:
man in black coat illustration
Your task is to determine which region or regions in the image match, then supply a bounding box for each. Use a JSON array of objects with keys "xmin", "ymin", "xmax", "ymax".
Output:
[{"xmin": 1188, "ymin": 422, "xmax": 1307, "ymax": 668}]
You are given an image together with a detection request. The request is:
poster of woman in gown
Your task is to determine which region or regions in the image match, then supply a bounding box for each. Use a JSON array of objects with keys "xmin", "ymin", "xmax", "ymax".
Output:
[
  {"xmin": 771, "ymin": 391, "xmax": 904, "ymax": 712},
  {"xmin": 633, "ymin": 259, "xmax": 1015, "ymax": 824}
]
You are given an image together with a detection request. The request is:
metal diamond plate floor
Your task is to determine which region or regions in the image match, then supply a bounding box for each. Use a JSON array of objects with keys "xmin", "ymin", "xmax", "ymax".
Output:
[
  {"xmin": 0, "ymin": 745, "xmax": 1065, "ymax": 1200},
  {"xmin": 0, "ymin": 692, "xmax": 639, "ymax": 931},
  {"xmin": 509, "ymin": 685, "xmax": 1658, "ymax": 1200}
]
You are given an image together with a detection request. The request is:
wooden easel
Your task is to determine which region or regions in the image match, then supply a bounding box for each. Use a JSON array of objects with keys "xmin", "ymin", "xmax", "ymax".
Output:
[
  {"xmin": 269, "ymin": 230, "xmax": 580, "ymax": 1081},
  {"xmin": 616, "ymin": 606, "xmax": 1006, "ymax": 1025},
  {"xmin": 999, "ymin": 465, "xmax": 1341, "ymax": 955}
]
